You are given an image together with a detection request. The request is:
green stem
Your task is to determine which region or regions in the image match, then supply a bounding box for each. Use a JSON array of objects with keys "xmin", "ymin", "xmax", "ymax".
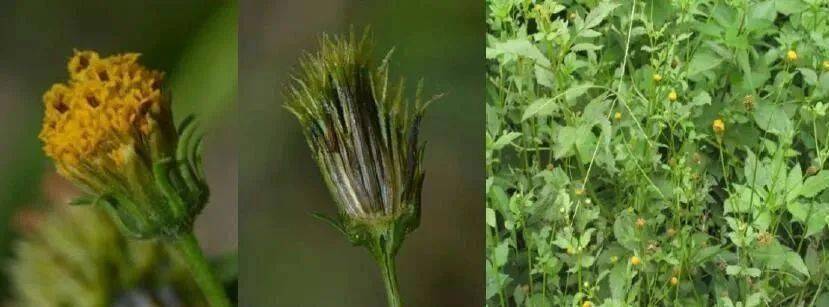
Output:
[
  {"xmin": 377, "ymin": 250, "xmax": 402, "ymax": 307},
  {"xmin": 172, "ymin": 232, "xmax": 231, "ymax": 307}
]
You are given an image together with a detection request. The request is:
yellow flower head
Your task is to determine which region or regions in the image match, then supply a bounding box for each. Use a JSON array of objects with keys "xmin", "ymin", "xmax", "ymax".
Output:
[
  {"xmin": 670, "ymin": 276, "xmax": 679, "ymax": 286},
  {"xmin": 652, "ymin": 73, "xmax": 662, "ymax": 82},
  {"xmin": 786, "ymin": 50, "xmax": 798, "ymax": 62},
  {"xmin": 668, "ymin": 90, "xmax": 678, "ymax": 101},
  {"xmin": 582, "ymin": 301, "xmax": 593, "ymax": 307},
  {"xmin": 823, "ymin": 60, "xmax": 829, "ymax": 71},
  {"xmin": 631, "ymin": 255, "xmax": 641, "ymax": 265},
  {"xmin": 41, "ymin": 50, "xmax": 170, "ymax": 174},
  {"xmin": 614, "ymin": 111, "xmax": 622, "ymax": 121},
  {"xmin": 713, "ymin": 118, "xmax": 725, "ymax": 135},
  {"xmin": 39, "ymin": 50, "xmax": 207, "ymax": 239}
]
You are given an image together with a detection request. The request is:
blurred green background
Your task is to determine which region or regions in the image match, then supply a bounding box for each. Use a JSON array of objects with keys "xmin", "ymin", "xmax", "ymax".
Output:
[
  {"xmin": 240, "ymin": 0, "xmax": 483, "ymax": 306},
  {"xmin": 0, "ymin": 0, "xmax": 237, "ymax": 298}
]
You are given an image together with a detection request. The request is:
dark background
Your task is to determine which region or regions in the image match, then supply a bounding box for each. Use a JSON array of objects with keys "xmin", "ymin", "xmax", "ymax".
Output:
[
  {"xmin": 0, "ymin": 0, "xmax": 237, "ymax": 295},
  {"xmin": 239, "ymin": 0, "xmax": 484, "ymax": 306}
]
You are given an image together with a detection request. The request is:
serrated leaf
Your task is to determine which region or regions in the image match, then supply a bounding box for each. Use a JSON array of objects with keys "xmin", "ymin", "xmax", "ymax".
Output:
[
  {"xmin": 688, "ymin": 51, "xmax": 723, "ymax": 77},
  {"xmin": 565, "ymin": 83, "xmax": 593, "ymax": 101},
  {"xmin": 583, "ymin": 1, "xmax": 620, "ymax": 30},
  {"xmin": 491, "ymin": 39, "xmax": 551, "ymax": 67},
  {"xmin": 797, "ymin": 171, "xmax": 829, "ymax": 198},
  {"xmin": 786, "ymin": 251, "xmax": 810, "ymax": 277},
  {"xmin": 522, "ymin": 98, "xmax": 558, "ymax": 120},
  {"xmin": 753, "ymin": 102, "xmax": 792, "ymax": 135},
  {"xmin": 571, "ymin": 43, "xmax": 603, "ymax": 52},
  {"xmin": 492, "ymin": 132, "xmax": 521, "ymax": 150}
]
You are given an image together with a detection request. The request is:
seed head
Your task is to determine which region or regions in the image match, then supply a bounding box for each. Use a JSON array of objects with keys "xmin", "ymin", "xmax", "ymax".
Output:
[
  {"xmin": 286, "ymin": 31, "xmax": 434, "ymax": 257},
  {"xmin": 635, "ymin": 217, "xmax": 646, "ymax": 228},
  {"xmin": 40, "ymin": 50, "xmax": 208, "ymax": 238},
  {"xmin": 742, "ymin": 95, "xmax": 754, "ymax": 110}
]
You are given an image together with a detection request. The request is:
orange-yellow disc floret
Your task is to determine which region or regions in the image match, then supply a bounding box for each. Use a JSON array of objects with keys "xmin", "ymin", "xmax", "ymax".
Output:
[{"xmin": 40, "ymin": 50, "xmax": 165, "ymax": 169}]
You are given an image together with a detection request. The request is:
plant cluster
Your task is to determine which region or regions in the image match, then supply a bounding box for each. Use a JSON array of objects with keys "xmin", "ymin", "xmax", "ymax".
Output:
[{"xmin": 486, "ymin": 0, "xmax": 829, "ymax": 306}]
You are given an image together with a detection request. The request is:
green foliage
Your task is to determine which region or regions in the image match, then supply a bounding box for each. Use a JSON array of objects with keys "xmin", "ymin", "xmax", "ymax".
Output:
[{"xmin": 486, "ymin": 0, "xmax": 829, "ymax": 305}]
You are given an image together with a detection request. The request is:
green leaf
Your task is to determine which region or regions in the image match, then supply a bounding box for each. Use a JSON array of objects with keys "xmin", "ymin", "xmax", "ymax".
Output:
[
  {"xmin": 491, "ymin": 39, "xmax": 551, "ymax": 67},
  {"xmin": 798, "ymin": 68, "xmax": 818, "ymax": 85},
  {"xmin": 613, "ymin": 213, "xmax": 638, "ymax": 251},
  {"xmin": 571, "ymin": 43, "xmax": 603, "ymax": 52},
  {"xmin": 492, "ymin": 132, "xmax": 521, "ymax": 150},
  {"xmin": 522, "ymin": 98, "xmax": 558, "ymax": 120},
  {"xmin": 688, "ymin": 51, "xmax": 723, "ymax": 77},
  {"xmin": 797, "ymin": 171, "xmax": 829, "ymax": 198},
  {"xmin": 565, "ymin": 83, "xmax": 593, "ymax": 102},
  {"xmin": 486, "ymin": 208, "xmax": 497, "ymax": 228},
  {"xmin": 786, "ymin": 251, "xmax": 810, "ymax": 277},
  {"xmin": 535, "ymin": 65, "xmax": 555, "ymax": 89},
  {"xmin": 493, "ymin": 241, "xmax": 510, "ymax": 267},
  {"xmin": 609, "ymin": 263, "xmax": 627, "ymax": 300},
  {"xmin": 753, "ymin": 102, "xmax": 792, "ymax": 135},
  {"xmin": 582, "ymin": 1, "xmax": 620, "ymax": 30},
  {"xmin": 775, "ymin": 0, "xmax": 807, "ymax": 15}
]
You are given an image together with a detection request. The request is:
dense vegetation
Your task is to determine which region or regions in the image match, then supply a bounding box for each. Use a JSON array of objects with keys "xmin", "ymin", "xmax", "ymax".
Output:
[{"xmin": 486, "ymin": 0, "xmax": 829, "ymax": 305}]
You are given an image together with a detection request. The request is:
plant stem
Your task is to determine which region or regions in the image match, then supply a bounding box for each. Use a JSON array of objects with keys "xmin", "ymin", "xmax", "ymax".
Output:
[
  {"xmin": 172, "ymin": 231, "xmax": 231, "ymax": 307},
  {"xmin": 377, "ymin": 249, "xmax": 402, "ymax": 307}
]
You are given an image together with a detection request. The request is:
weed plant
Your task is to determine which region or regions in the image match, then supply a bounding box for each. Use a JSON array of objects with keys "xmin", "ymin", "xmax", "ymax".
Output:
[{"xmin": 486, "ymin": 0, "xmax": 829, "ymax": 306}]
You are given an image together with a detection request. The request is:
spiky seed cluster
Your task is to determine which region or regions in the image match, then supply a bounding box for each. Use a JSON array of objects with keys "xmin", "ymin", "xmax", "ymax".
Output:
[
  {"xmin": 40, "ymin": 50, "xmax": 208, "ymax": 238},
  {"xmin": 286, "ymin": 32, "xmax": 433, "ymax": 257},
  {"xmin": 10, "ymin": 207, "xmax": 203, "ymax": 307},
  {"xmin": 286, "ymin": 33, "xmax": 430, "ymax": 222}
]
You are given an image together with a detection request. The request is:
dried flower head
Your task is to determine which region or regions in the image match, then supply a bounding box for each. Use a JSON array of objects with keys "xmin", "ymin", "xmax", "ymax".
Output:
[
  {"xmin": 40, "ymin": 50, "xmax": 208, "ymax": 238},
  {"xmin": 286, "ymin": 32, "xmax": 435, "ymax": 258},
  {"xmin": 742, "ymin": 95, "xmax": 754, "ymax": 110}
]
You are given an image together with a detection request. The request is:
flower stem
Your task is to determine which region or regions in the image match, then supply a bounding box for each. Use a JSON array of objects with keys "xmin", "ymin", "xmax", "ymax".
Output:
[
  {"xmin": 172, "ymin": 231, "xmax": 231, "ymax": 307},
  {"xmin": 377, "ymin": 249, "xmax": 402, "ymax": 307}
]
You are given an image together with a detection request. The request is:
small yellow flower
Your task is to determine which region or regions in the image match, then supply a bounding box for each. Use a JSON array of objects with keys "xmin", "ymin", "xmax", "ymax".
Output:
[
  {"xmin": 582, "ymin": 301, "xmax": 593, "ymax": 307},
  {"xmin": 575, "ymin": 188, "xmax": 585, "ymax": 196},
  {"xmin": 713, "ymin": 118, "xmax": 725, "ymax": 135},
  {"xmin": 41, "ymin": 50, "xmax": 168, "ymax": 174},
  {"xmin": 668, "ymin": 90, "xmax": 678, "ymax": 101},
  {"xmin": 614, "ymin": 111, "xmax": 622, "ymax": 121},
  {"xmin": 569, "ymin": 12, "xmax": 577, "ymax": 20},
  {"xmin": 670, "ymin": 276, "xmax": 679, "ymax": 286},
  {"xmin": 823, "ymin": 60, "xmax": 829, "ymax": 71},
  {"xmin": 631, "ymin": 256, "xmax": 641, "ymax": 266},
  {"xmin": 652, "ymin": 74, "xmax": 662, "ymax": 82},
  {"xmin": 786, "ymin": 50, "xmax": 798, "ymax": 62}
]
